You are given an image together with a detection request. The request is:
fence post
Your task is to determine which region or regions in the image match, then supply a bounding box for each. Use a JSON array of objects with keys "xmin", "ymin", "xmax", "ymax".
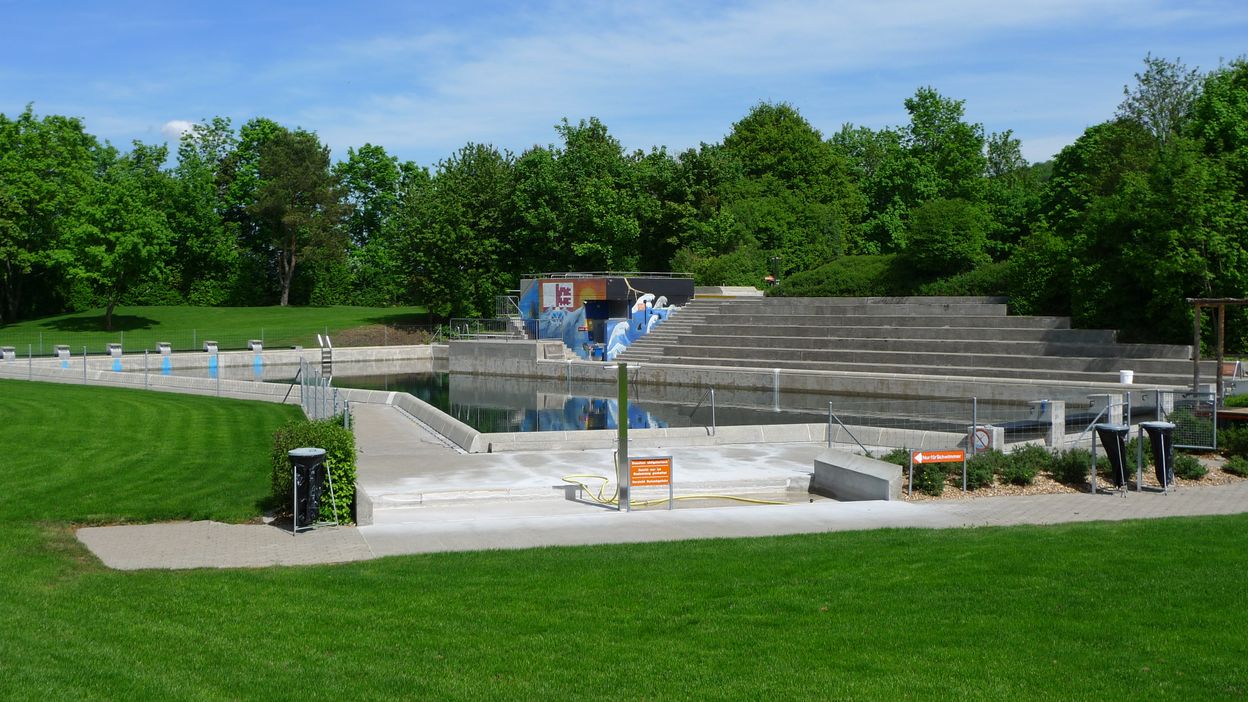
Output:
[
  {"xmin": 144, "ymin": 350, "xmax": 149, "ymax": 390},
  {"xmin": 83, "ymin": 346, "xmax": 87, "ymax": 383},
  {"xmin": 28, "ymin": 344, "xmax": 32, "ymax": 380}
]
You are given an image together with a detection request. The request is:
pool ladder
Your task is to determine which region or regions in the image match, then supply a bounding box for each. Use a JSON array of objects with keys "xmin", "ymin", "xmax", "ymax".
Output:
[{"xmin": 318, "ymin": 334, "xmax": 333, "ymax": 375}]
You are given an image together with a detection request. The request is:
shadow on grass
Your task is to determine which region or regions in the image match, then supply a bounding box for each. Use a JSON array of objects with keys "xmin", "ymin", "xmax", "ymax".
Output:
[{"xmin": 42, "ymin": 315, "xmax": 160, "ymax": 333}]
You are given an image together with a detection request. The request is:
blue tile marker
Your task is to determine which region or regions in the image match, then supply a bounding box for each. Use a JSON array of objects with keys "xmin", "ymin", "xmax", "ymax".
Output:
[
  {"xmin": 253, "ymin": 353, "xmax": 263, "ymax": 379},
  {"xmin": 112, "ymin": 358, "xmax": 122, "ymax": 372},
  {"xmin": 208, "ymin": 354, "xmax": 218, "ymax": 379},
  {"xmin": 161, "ymin": 355, "xmax": 171, "ymax": 375}
]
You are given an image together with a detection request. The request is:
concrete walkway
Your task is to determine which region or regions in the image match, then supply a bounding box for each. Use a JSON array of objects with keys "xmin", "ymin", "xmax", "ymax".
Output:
[
  {"xmin": 75, "ymin": 403, "xmax": 1248, "ymax": 570},
  {"xmin": 78, "ymin": 478, "xmax": 1248, "ymax": 570}
]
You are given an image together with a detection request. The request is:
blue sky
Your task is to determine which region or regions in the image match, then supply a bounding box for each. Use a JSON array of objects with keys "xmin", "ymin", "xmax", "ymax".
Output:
[{"xmin": 2, "ymin": 0, "xmax": 1245, "ymax": 166}]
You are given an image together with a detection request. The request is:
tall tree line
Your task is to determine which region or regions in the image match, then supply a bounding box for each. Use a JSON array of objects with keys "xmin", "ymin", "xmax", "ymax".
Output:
[{"xmin": 1, "ymin": 55, "xmax": 1245, "ymax": 343}]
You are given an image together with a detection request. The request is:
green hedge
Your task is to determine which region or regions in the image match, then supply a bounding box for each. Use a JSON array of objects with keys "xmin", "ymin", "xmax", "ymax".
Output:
[
  {"xmin": 271, "ymin": 418, "xmax": 357, "ymax": 524},
  {"xmin": 769, "ymin": 254, "xmax": 912, "ymax": 297}
]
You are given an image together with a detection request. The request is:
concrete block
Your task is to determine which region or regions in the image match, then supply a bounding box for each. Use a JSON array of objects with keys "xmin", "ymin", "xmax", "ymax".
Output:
[{"xmin": 811, "ymin": 449, "xmax": 902, "ymax": 501}]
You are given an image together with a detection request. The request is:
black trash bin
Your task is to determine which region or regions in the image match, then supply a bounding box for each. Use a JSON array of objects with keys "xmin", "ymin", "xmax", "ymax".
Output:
[
  {"xmin": 288, "ymin": 447, "xmax": 327, "ymax": 530},
  {"xmin": 1140, "ymin": 421, "xmax": 1176, "ymax": 489},
  {"xmin": 1094, "ymin": 423, "xmax": 1130, "ymax": 488}
]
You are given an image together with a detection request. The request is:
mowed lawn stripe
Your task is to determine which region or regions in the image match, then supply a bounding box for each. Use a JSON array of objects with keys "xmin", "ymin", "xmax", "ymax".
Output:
[
  {"xmin": 1, "ymin": 379, "xmax": 301, "ymax": 523},
  {"xmin": 2, "ymin": 518, "xmax": 1246, "ymax": 699}
]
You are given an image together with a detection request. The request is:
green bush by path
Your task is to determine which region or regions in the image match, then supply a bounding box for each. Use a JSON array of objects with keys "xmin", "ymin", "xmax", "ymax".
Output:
[
  {"xmin": 1174, "ymin": 454, "xmax": 1208, "ymax": 480},
  {"xmin": 271, "ymin": 418, "xmax": 357, "ymax": 524},
  {"xmin": 962, "ymin": 451, "xmax": 998, "ymax": 489},
  {"xmin": 0, "ymin": 304, "xmax": 430, "ymax": 355},
  {"xmin": 0, "ymin": 379, "xmax": 301, "ymax": 523},
  {"xmin": 1002, "ymin": 444, "xmax": 1048, "ymax": 485},
  {"xmin": 1225, "ymin": 456, "xmax": 1248, "ymax": 477},
  {"xmin": 1050, "ymin": 448, "xmax": 1093, "ymax": 485}
]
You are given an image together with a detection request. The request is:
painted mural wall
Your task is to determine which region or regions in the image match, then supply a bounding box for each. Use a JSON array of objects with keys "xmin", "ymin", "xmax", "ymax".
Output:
[{"xmin": 518, "ymin": 277, "xmax": 683, "ymax": 361}]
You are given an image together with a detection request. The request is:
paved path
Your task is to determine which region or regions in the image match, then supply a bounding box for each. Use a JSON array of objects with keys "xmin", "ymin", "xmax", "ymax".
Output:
[
  {"xmin": 74, "ymin": 403, "xmax": 1248, "ymax": 570},
  {"xmin": 78, "ymin": 481, "xmax": 1248, "ymax": 570}
]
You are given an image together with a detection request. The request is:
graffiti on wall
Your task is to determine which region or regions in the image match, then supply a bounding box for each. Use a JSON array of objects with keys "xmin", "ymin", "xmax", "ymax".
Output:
[{"xmin": 520, "ymin": 278, "xmax": 681, "ymax": 360}]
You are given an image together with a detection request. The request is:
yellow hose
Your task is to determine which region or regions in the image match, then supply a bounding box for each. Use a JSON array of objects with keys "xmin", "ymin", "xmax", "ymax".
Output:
[{"xmin": 560, "ymin": 475, "xmax": 788, "ymax": 507}]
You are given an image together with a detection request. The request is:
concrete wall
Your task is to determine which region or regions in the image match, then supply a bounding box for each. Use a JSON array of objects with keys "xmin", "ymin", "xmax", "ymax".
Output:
[{"xmin": 811, "ymin": 449, "xmax": 903, "ymax": 501}]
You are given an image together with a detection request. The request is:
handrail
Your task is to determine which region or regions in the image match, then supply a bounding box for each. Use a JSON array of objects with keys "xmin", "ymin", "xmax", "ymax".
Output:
[
  {"xmin": 687, "ymin": 386, "xmax": 717, "ymax": 436},
  {"xmin": 828, "ymin": 402, "xmax": 870, "ymax": 454}
]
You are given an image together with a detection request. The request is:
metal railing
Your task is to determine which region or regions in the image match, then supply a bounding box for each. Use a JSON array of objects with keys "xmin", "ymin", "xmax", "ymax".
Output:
[{"xmin": 686, "ymin": 386, "xmax": 717, "ymax": 435}]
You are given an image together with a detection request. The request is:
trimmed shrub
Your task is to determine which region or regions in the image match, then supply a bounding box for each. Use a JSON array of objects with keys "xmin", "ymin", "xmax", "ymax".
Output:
[
  {"xmin": 912, "ymin": 464, "xmax": 946, "ymax": 496},
  {"xmin": 965, "ymin": 450, "xmax": 1008, "ymax": 489},
  {"xmin": 961, "ymin": 458, "xmax": 995, "ymax": 490},
  {"xmin": 1173, "ymin": 454, "xmax": 1207, "ymax": 480},
  {"xmin": 1050, "ymin": 448, "xmax": 1094, "ymax": 485},
  {"xmin": 916, "ymin": 261, "xmax": 1010, "ymax": 297},
  {"xmin": 1224, "ymin": 456, "xmax": 1248, "ymax": 477},
  {"xmin": 1001, "ymin": 444, "xmax": 1050, "ymax": 486},
  {"xmin": 1219, "ymin": 425, "xmax": 1248, "ymax": 458},
  {"xmin": 1223, "ymin": 393, "xmax": 1248, "ymax": 408},
  {"xmin": 1125, "ymin": 436, "xmax": 1153, "ymax": 467},
  {"xmin": 770, "ymin": 254, "xmax": 912, "ymax": 297},
  {"xmin": 876, "ymin": 447, "xmax": 911, "ymax": 466},
  {"xmin": 271, "ymin": 418, "xmax": 356, "ymax": 524}
]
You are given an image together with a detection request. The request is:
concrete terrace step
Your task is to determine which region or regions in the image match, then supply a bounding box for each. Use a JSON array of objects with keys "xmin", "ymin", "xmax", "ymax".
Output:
[
  {"xmin": 662, "ymin": 335, "xmax": 1193, "ymax": 360},
  {"xmin": 702, "ymin": 314, "xmax": 1072, "ymax": 329},
  {"xmin": 684, "ymin": 324, "xmax": 1114, "ymax": 344},
  {"xmin": 666, "ymin": 343, "xmax": 1205, "ymax": 374},
  {"xmin": 642, "ymin": 355, "xmax": 1204, "ymax": 386}
]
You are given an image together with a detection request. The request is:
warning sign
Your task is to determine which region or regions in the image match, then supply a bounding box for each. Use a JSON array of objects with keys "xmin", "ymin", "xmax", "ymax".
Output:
[
  {"xmin": 911, "ymin": 450, "xmax": 965, "ymax": 464},
  {"xmin": 630, "ymin": 456, "xmax": 672, "ymax": 486}
]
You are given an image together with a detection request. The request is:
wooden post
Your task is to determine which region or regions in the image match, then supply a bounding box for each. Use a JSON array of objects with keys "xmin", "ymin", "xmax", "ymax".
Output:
[{"xmin": 1192, "ymin": 302, "xmax": 1202, "ymax": 393}]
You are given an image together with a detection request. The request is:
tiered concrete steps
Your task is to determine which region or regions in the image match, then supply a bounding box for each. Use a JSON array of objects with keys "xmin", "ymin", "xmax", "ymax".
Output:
[{"xmin": 617, "ymin": 297, "xmax": 1207, "ymax": 387}]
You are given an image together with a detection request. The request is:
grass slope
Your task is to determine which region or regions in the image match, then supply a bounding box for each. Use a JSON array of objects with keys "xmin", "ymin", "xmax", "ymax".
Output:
[
  {"xmin": 0, "ymin": 304, "xmax": 430, "ymax": 354},
  {"xmin": 1, "ymin": 379, "xmax": 301, "ymax": 522},
  {"xmin": 2, "ymin": 379, "xmax": 1246, "ymax": 699}
]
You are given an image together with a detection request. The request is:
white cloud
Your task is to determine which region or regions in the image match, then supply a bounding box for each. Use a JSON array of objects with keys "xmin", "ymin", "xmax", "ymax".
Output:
[{"xmin": 160, "ymin": 119, "xmax": 194, "ymax": 140}]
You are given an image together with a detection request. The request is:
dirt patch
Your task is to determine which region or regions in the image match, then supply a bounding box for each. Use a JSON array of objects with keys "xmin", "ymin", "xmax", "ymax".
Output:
[{"xmin": 333, "ymin": 324, "xmax": 433, "ymax": 347}]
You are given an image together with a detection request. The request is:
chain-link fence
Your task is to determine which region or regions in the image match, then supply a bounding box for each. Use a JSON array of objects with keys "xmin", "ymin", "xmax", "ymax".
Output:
[{"xmin": 823, "ymin": 397, "xmax": 1050, "ymax": 454}]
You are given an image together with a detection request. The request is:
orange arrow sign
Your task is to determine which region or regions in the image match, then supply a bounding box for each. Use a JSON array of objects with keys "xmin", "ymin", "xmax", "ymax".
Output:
[{"xmin": 912, "ymin": 450, "xmax": 965, "ymax": 464}]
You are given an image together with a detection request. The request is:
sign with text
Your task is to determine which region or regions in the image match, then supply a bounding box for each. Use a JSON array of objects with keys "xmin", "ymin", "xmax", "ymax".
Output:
[
  {"xmin": 911, "ymin": 449, "xmax": 965, "ymax": 465},
  {"xmin": 629, "ymin": 456, "xmax": 673, "ymax": 486}
]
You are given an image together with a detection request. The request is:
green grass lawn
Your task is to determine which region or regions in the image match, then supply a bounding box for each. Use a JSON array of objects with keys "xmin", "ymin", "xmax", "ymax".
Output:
[
  {"xmin": 0, "ymin": 304, "xmax": 431, "ymax": 355},
  {"xmin": 3, "ymin": 379, "xmax": 1247, "ymax": 699}
]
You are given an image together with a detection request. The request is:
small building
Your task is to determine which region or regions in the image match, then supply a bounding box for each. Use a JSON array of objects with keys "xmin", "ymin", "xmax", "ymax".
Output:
[{"xmin": 518, "ymin": 273, "xmax": 694, "ymax": 361}]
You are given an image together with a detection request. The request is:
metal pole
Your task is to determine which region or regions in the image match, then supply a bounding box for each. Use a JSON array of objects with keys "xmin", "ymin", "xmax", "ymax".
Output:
[
  {"xmin": 216, "ymin": 358, "xmax": 221, "ymax": 397},
  {"xmin": 1090, "ymin": 429, "xmax": 1098, "ymax": 495},
  {"xmin": 907, "ymin": 455, "xmax": 913, "ymax": 498},
  {"xmin": 1136, "ymin": 426, "xmax": 1144, "ymax": 492},
  {"xmin": 83, "ymin": 346, "xmax": 87, "ymax": 383},
  {"xmin": 618, "ymin": 362, "xmax": 630, "ymax": 512},
  {"xmin": 144, "ymin": 350, "xmax": 149, "ymax": 390},
  {"xmin": 28, "ymin": 344, "xmax": 32, "ymax": 380},
  {"xmin": 710, "ymin": 387, "xmax": 716, "ymax": 436},
  {"xmin": 827, "ymin": 401, "xmax": 833, "ymax": 448}
]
